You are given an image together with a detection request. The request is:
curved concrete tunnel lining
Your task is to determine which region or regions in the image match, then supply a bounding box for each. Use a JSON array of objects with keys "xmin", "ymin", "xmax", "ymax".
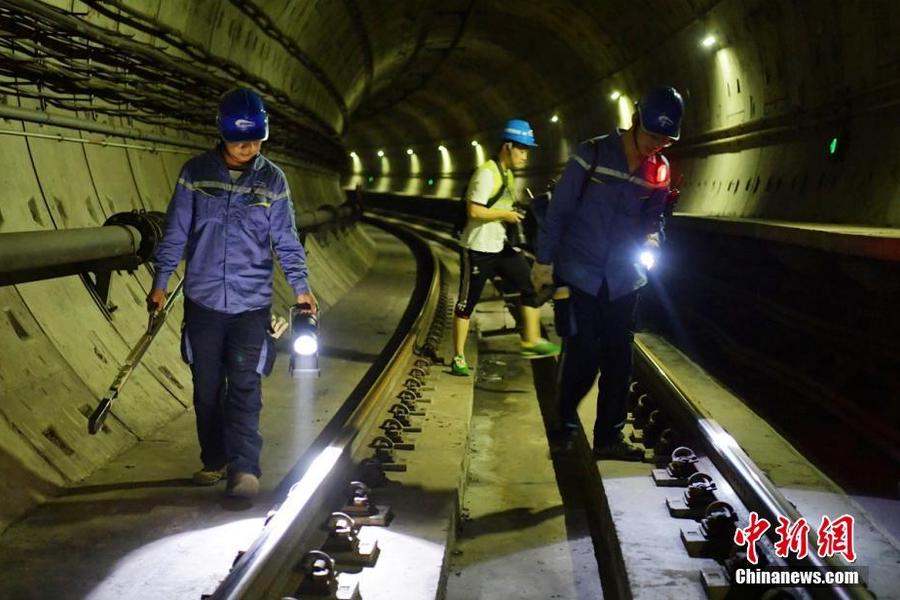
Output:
[
  {"xmin": 0, "ymin": 129, "xmax": 375, "ymax": 533},
  {"xmin": 0, "ymin": 0, "xmax": 897, "ymax": 569},
  {"xmin": 0, "ymin": 0, "xmax": 382, "ymax": 531},
  {"xmin": 347, "ymin": 0, "xmax": 899, "ymax": 227}
]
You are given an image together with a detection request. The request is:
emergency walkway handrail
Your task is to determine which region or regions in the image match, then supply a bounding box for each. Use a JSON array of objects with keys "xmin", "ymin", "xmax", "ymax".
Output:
[
  {"xmin": 210, "ymin": 217, "xmax": 443, "ymax": 599},
  {"xmin": 633, "ymin": 339, "xmax": 874, "ymax": 600}
]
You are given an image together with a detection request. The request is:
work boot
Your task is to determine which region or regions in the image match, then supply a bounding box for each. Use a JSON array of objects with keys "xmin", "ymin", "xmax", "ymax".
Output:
[
  {"xmin": 592, "ymin": 437, "xmax": 645, "ymax": 462},
  {"xmin": 521, "ymin": 339, "xmax": 561, "ymax": 359},
  {"xmin": 225, "ymin": 472, "xmax": 260, "ymax": 498},
  {"xmin": 450, "ymin": 354, "xmax": 471, "ymax": 376},
  {"xmin": 192, "ymin": 465, "xmax": 228, "ymax": 486}
]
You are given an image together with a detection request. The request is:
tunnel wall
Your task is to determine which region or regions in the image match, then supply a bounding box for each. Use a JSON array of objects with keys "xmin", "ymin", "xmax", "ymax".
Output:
[
  {"xmin": 345, "ymin": 0, "xmax": 900, "ymax": 228},
  {"xmin": 0, "ymin": 0, "xmax": 380, "ymax": 530},
  {"xmin": 0, "ymin": 108, "xmax": 375, "ymax": 532},
  {"xmin": 3, "ymin": 0, "xmax": 898, "ymax": 536}
]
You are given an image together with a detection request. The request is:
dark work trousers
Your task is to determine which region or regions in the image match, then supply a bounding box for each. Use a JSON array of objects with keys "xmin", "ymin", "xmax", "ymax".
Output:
[
  {"xmin": 454, "ymin": 245, "xmax": 539, "ymax": 318},
  {"xmin": 557, "ymin": 283, "xmax": 639, "ymax": 446},
  {"xmin": 182, "ymin": 298, "xmax": 271, "ymax": 478}
]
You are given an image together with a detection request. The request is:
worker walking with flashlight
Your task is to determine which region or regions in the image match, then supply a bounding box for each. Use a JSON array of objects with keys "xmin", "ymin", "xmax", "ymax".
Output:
[
  {"xmin": 532, "ymin": 87, "xmax": 683, "ymax": 460},
  {"xmin": 450, "ymin": 119, "xmax": 561, "ymax": 376},
  {"xmin": 147, "ymin": 88, "xmax": 316, "ymax": 498}
]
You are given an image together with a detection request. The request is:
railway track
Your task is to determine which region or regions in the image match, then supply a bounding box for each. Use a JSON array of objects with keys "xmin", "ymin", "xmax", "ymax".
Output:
[
  {"xmin": 618, "ymin": 339, "xmax": 875, "ymax": 600},
  {"xmin": 215, "ymin": 209, "xmax": 888, "ymax": 599},
  {"xmin": 207, "ymin": 217, "xmax": 451, "ymax": 599}
]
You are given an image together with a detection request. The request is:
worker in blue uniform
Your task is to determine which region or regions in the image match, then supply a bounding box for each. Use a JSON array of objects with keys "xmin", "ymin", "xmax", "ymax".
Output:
[
  {"xmin": 147, "ymin": 88, "xmax": 316, "ymax": 497},
  {"xmin": 533, "ymin": 87, "xmax": 684, "ymax": 460}
]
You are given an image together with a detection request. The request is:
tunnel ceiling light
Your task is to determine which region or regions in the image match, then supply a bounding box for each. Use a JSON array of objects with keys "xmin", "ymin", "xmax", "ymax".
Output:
[
  {"xmin": 828, "ymin": 137, "xmax": 839, "ymax": 155},
  {"xmin": 609, "ymin": 90, "xmax": 621, "ymax": 101},
  {"xmin": 550, "ymin": 114, "xmax": 559, "ymax": 123},
  {"xmin": 427, "ymin": 177, "xmax": 434, "ymax": 186},
  {"xmin": 367, "ymin": 176, "xmax": 374, "ymax": 183},
  {"xmin": 377, "ymin": 150, "xmax": 385, "ymax": 157},
  {"xmin": 438, "ymin": 144, "xmax": 447, "ymax": 151},
  {"xmin": 349, "ymin": 151, "xmax": 358, "ymax": 158},
  {"xmin": 406, "ymin": 148, "xmax": 414, "ymax": 155},
  {"xmin": 470, "ymin": 140, "xmax": 479, "ymax": 147},
  {"xmin": 701, "ymin": 34, "xmax": 717, "ymax": 48}
]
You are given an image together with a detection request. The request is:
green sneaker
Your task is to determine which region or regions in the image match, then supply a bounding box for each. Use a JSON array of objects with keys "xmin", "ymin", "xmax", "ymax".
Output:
[
  {"xmin": 521, "ymin": 339, "xmax": 561, "ymax": 359},
  {"xmin": 450, "ymin": 355, "xmax": 471, "ymax": 376}
]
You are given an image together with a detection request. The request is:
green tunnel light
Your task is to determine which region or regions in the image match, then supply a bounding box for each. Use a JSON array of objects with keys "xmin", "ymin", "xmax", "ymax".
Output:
[
  {"xmin": 367, "ymin": 176, "xmax": 374, "ymax": 183},
  {"xmin": 427, "ymin": 178, "xmax": 434, "ymax": 186},
  {"xmin": 828, "ymin": 137, "xmax": 839, "ymax": 155}
]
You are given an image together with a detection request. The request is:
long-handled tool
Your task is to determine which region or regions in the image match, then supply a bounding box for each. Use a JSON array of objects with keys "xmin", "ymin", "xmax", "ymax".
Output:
[{"xmin": 88, "ymin": 279, "xmax": 184, "ymax": 435}]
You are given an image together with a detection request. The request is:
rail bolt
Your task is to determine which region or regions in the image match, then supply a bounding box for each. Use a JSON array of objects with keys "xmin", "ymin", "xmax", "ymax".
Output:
[
  {"xmin": 684, "ymin": 472, "xmax": 718, "ymax": 508},
  {"xmin": 324, "ymin": 512, "xmax": 361, "ymax": 553},
  {"xmin": 344, "ymin": 481, "xmax": 374, "ymax": 516},
  {"xmin": 388, "ymin": 403, "xmax": 412, "ymax": 426},
  {"xmin": 667, "ymin": 446, "xmax": 699, "ymax": 478},
  {"xmin": 643, "ymin": 409, "xmax": 668, "ymax": 448},
  {"xmin": 380, "ymin": 418, "xmax": 405, "ymax": 443},
  {"xmin": 700, "ymin": 501, "xmax": 739, "ymax": 542},
  {"xmin": 369, "ymin": 436, "xmax": 395, "ymax": 463},
  {"xmin": 398, "ymin": 388, "xmax": 421, "ymax": 401},
  {"xmin": 632, "ymin": 394, "xmax": 656, "ymax": 429},
  {"xmin": 653, "ymin": 427, "xmax": 681, "ymax": 462},
  {"xmin": 296, "ymin": 550, "xmax": 337, "ymax": 596},
  {"xmin": 626, "ymin": 381, "xmax": 643, "ymax": 412}
]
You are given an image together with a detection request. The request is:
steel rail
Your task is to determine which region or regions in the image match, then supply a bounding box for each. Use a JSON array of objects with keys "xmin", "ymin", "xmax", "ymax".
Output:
[
  {"xmin": 210, "ymin": 218, "xmax": 442, "ymax": 599},
  {"xmin": 633, "ymin": 339, "xmax": 874, "ymax": 600}
]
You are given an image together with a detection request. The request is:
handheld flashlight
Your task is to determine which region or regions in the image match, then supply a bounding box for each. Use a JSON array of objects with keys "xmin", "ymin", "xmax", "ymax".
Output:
[{"xmin": 289, "ymin": 303, "xmax": 319, "ymax": 377}]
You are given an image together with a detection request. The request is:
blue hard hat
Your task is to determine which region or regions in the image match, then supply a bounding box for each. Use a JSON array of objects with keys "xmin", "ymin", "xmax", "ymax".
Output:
[
  {"xmin": 637, "ymin": 86, "xmax": 684, "ymax": 140},
  {"xmin": 501, "ymin": 118, "xmax": 538, "ymax": 147},
  {"xmin": 217, "ymin": 88, "xmax": 269, "ymax": 142}
]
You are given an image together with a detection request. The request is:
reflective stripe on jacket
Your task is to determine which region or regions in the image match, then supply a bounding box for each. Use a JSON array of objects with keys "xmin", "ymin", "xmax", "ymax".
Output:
[
  {"xmin": 152, "ymin": 147, "xmax": 309, "ymax": 314},
  {"xmin": 537, "ymin": 130, "xmax": 667, "ymax": 300}
]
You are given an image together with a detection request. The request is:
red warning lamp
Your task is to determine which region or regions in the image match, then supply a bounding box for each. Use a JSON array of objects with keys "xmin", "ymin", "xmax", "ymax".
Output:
[{"xmin": 655, "ymin": 162, "xmax": 669, "ymax": 185}]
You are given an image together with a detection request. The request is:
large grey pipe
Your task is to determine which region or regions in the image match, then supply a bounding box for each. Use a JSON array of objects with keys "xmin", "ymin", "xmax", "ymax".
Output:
[
  {"xmin": 0, "ymin": 210, "xmax": 163, "ymax": 287},
  {"xmin": 0, "ymin": 204, "xmax": 360, "ymax": 287}
]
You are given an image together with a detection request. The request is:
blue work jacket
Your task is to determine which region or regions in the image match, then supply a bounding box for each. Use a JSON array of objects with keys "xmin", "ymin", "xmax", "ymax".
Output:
[
  {"xmin": 537, "ymin": 130, "xmax": 668, "ymax": 300},
  {"xmin": 152, "ymin": 147, "xmax": 309, "ymax": 314}
]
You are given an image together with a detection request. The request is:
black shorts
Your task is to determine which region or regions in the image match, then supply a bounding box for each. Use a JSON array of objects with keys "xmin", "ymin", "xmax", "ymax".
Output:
[{"xmin": 454, "ymin": 245, "xmax": 538, "ymax": 318}]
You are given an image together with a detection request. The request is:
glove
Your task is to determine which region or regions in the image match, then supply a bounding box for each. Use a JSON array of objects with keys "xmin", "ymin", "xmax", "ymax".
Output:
[{"xmin": 531, "ymin": 262, "xmax": 554, "ymax": 292}]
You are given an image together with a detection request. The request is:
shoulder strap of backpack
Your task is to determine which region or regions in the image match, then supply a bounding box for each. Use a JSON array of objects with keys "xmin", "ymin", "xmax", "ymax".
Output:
[{"xmin": 483, "ymin": 160, "xmax": 508, "ymax": 209}]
